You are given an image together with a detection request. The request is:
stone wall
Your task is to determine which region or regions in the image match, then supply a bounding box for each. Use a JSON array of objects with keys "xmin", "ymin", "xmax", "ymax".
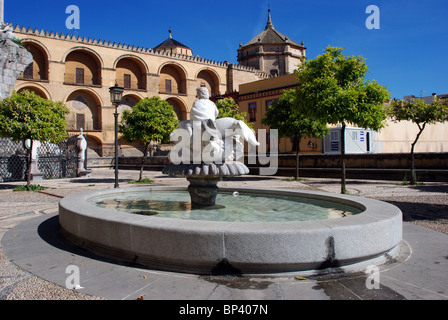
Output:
[
  {"xmin": 0, "ymin": 31, "xmax": 33, "ymax": 98},
  {"xmin": 247, "ymin": 153, "xmax": 448, "ymax": 181},
  {"xmin": 274, "ymin": 153, "xmax": 448, "ymax": 170},
  {"xmin": 102, "ymin": 152, "xmax": 448, "ymax": 182}
]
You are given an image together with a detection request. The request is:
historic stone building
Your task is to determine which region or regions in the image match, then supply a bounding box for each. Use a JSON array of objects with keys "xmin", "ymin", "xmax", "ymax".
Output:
[
  {"xmin": 238, "ymin": 73, "xmax": 325, "ymax": 154},
  {"xmin": 12, "ymin": 9, "xmax": 447, "ymax": 158},
  {"xmin": 237, "ymin": 9, "xmax": 306, "ymax": 76},
  {"xmin": 13, "ymin": 25, "xmax": 268, "ymax": 156},
  {"xmin": 236, "ymin": 11, "xmax": 312, "ymax": 154},
  {"xmin": 236, "ymin": 12, "xmax": 448, "ymax": 155}
]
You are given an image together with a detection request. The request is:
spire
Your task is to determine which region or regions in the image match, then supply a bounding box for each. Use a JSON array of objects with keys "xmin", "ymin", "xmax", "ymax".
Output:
[
  {"xmin": 169, "ymin": 27, "xmax": 172, "ymax": 39},
  {"xmin": 265, "ymin": 8, "xmax": 274, "ymax": 30}
]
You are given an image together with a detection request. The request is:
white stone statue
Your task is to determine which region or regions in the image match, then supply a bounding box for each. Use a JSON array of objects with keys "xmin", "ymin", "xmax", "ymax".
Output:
[
  {"xmin": 170, "ymin": 87, "xmax": 259, "ymax": 164},
  {"xmin": 77, "ymin": 128, "xmax": 87, "ymax": 163},
  {"xmin": 76, "ymin": 128, "xmax": 92, "ymax": 177},
  {"xmin": 190, "ymin": 86, "xmax": 219, "ymax": 121}
]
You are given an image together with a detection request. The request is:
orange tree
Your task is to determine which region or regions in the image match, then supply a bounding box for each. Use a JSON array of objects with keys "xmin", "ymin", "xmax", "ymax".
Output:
[
  {"xmin": 262, "ymin": 89, "xmax": 328, "ymax": 180},
  {"xmin": 294, "ymin": 47, "xmax": 390, "ymax": 193},
  {"xmin": 119, "ymin": 96, "xmax": 178, "ymax": 182},
  {"xmin": 0, "ymin": 90, "xmax": 69, "ymax": 187},
  {"xmin": 388, "ymin": 97, "xmax": 448, "ymax": 184}
]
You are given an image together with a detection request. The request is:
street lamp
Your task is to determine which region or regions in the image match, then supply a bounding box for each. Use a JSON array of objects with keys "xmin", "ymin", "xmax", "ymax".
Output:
[{"xmin": 109, "ymin": 83, "xmax": 124, "ymax": 188}]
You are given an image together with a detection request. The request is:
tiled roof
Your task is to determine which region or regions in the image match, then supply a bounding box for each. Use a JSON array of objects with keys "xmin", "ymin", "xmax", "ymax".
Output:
[
  {"xmin": 241, "ymin": 10, "xmax": 303, "ymax": 48},
  {"xmin": 154, "ymin": 29, "xmax": 191, "ymax": 50}
]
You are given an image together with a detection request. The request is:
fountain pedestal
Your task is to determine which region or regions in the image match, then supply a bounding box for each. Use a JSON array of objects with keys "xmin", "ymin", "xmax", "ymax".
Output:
[
  {"xmin": 162, "ymin": 162, "xmax": 249, "ymax": 208},
  {"xmin": 187, "ymin": 177, "xmax": 220, "ymax": 208}
]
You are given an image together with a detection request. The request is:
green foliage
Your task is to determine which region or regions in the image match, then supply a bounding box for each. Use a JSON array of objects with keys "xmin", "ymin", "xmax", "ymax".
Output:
[
  {"xmin": 293, "ymin": 46, "xmax": 390, "ymax": 193},
  {"xmin": 13, "ymin": 184, "xmax": 45, "ymax": 191},
  {"xmin": 0, "ymin": 90, "xmax": 69, "ymax": 143},
  {"xmin": 119, "ymin": 96, "xmax": 179, "ymax": 182},
  {"xmin": 283, "ymin": 177, "xmax": 307, "ymax": 182},
  {"xmin": 262, "ymin": 89, "xmax": 328, "ymax": 180},
  {"xmin": 388, "ymin": 97, "xmax": 448, "ymax": 185},
  {"xmin": 262, "ymin": 89, "xmax": 328, "ymax": 140},
  {"xmin": 295, "ymin": 46, "xmax": 390, "ymax": 130},
  {"xmin": 388, "ymin": 97, "xmax": 448, "ymax": 127},
  {"xmin": 11, "ymin": 38, "xmax": 25, "ymax": 47},
  {"xmin": 119, "ymin": 96, "xmax": 179, "ymax": 145},
  {"xmin": 128, "ymin": 178, "xmax": 154, "ymax": 184},
  {"xmin": 215, "ymin": 97, "xmax": 253, "ymax": 128}
]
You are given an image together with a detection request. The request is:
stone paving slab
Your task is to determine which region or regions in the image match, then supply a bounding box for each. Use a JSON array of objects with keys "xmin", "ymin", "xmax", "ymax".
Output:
[
  {"xmin": 2, "ymin": 206, "xmax": 448, "ymax": 301},
  {"xmin": 1, "ymin": 168, "xmax": 448, "ymax": 302}
]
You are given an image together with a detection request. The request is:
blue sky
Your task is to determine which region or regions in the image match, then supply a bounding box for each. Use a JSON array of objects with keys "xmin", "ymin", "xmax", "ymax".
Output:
[{"xmin": 5, "ymin": 0, "xmax": 447, "ymax": 99}]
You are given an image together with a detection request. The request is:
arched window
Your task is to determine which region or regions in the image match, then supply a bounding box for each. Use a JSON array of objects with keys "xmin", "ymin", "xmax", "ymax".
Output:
[
  {"xmin": 159, "ymin": 64, "xmax": 186, "ymax": 94},
  {"xmin": 196, "ymin": 70, "xmax": 219, "ymax": 96},
  {"xmin": 166, "ymin": 97, "xmax": 187, "ymax": 120},
  {"xmin": 20, "ymin": 42, "xmax": 48, "ymax": 81},
  {"xmin": 66, "ymin": 90, "xmax": 102, "ymax": 131},
  {"xmin": 115, "ymin": 57, "xmax": 147, "ymax": 90},
  {"xmin": 65, "ymin": 49, "xmax": 102, "ymax": 86}
]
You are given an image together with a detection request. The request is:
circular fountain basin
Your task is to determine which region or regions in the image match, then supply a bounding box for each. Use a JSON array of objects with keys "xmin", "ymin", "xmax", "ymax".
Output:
[{"xmin": 58, "ymin": 186, "xmax": 402, "ymax": 275}]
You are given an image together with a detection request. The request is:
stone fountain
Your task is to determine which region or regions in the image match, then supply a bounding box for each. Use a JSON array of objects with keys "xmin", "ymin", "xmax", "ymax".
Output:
[
  {"xmin": 162, "ymin": 86, "xmax": 259, "ymax": 208},
  {"xmin": 59, "ymin": 86, "xmax": 403, "ymax": 276}
]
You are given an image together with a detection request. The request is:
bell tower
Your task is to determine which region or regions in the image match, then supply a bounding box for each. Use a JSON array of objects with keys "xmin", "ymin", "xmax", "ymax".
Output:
[{"xmin": 237, "ymin": 10, "xmax": 306, "ymax": 76}]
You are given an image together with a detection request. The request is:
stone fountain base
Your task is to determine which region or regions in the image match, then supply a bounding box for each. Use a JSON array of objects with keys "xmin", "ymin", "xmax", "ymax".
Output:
[
  {"xmin": 162, "ymin": 162, "xmax": 249, "ymax": 208},
  {"xmin": 58, "ymin": 186, "xmax": 403, "ymax": 276},
  {"xmin": 187, "ymin": 177, "xmax": 220, "ymax": 208}
]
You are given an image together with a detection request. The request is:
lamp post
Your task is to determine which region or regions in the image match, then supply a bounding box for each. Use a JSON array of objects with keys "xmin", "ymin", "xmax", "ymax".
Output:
[{"xmin": 109, "ymin": 83, "xmax": 124, "ymax": 188}]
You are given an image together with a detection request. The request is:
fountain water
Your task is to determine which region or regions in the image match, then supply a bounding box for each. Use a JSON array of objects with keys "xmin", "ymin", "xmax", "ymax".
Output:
[{"xmin": 59, "ymin": 87, "xmax": 402, "ymax": 275}]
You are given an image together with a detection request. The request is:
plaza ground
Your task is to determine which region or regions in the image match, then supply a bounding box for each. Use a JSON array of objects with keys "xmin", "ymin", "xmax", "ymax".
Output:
[{"xmin": 0, "ymin": 168, "xmax": 447, "ymax": 300}]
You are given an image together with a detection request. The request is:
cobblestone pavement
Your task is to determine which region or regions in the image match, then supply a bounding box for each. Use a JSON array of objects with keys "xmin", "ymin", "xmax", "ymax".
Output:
[{"xmin": 0, "ymin": 169, "xmax": 447, "ymax": 300}]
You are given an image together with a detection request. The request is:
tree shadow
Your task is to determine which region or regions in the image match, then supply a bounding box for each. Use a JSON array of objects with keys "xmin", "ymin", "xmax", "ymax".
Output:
[
  {"xmin": 409, "ymin": 184, "xmax": 448, "ymax": 194},
  {"xmin": 383, "ymin": 200, "xmax": 448, "ymax": 223}
]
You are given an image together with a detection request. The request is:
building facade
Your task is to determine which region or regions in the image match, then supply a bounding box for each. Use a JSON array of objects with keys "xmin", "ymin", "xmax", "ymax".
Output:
[
  {"xmin": 13, "ymin": 26, "xmax": 267, "ymax": 156},
  {"xmin": 12, "ymin": 10, "xmax": 448, "ymax": 158},
  {"xmin": 239, "ymin": 73, "xmax": 448, "ymax": 155},
  {"xmin": 238, "ymin": 73, "xmax": 323, "ymax": 154}
]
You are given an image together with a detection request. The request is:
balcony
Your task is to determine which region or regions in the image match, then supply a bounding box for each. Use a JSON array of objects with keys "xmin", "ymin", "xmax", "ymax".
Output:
[{"xmin": 63, "ymin": 73, "xmax": 102, "ymax": 88}]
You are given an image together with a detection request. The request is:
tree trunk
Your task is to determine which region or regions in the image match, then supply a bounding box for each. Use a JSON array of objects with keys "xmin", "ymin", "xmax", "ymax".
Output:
[
  {"xmin": 139, "ymin": 143, "xmax": 150, "ymax": 182},
  {"xmin": 340, "ymin": 123, "xmax": 347, "ymax": 194},
  {"xmin": 410, "ymin": 123, "xmax": 426, "ymax": 185},
  {"xmin": 410, "ymin": 150, "xmax": 415, "ymax": 185},
  {"xmin": 295, "ymin": 135, "xmax": 301, "ymax": 180}
]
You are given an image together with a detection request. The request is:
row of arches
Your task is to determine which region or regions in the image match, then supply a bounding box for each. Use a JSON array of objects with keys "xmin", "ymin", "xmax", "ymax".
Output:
[
  {"xmin": 14, "ymin": 85, "xmax": 187, "ymax": 157},
  {"xmin": 16, "ymin": 86, "xmax": 186, "ymax": 128},
  {"xmin": 19, "ymin": 39, "xmax": 221, "ymax": 95}
]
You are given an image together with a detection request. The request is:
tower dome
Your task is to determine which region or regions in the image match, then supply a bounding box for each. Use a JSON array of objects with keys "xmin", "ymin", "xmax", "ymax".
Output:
[{"xmin": 237, "ymin": 10, "xmax": 306, "ymax": 76}]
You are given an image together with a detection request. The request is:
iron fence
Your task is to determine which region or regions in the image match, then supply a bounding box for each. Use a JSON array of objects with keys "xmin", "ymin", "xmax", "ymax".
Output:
[
  {"xmin": 0, "ymin": 136, "xmax": 82, "ymax": 182},
  {"xmin": 0, "ymin": 138, "xmax": 27, "ymax": 182},
  {"xmin": 37, "ymin": 136, "xmax": 79, "ymax": 179}
]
